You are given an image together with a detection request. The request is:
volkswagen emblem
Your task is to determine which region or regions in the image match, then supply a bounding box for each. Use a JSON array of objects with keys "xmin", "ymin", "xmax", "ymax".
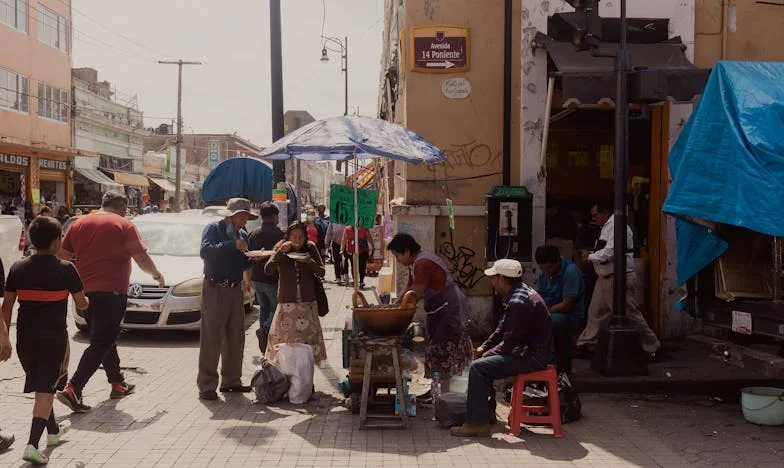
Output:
[{"xmin": 128, "ymin": 284, "xmax": 144, "ymax": 298}]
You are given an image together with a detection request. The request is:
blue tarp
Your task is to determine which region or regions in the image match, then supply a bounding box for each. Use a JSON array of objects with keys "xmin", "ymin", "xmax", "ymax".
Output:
[
  {"xmin": 202, "ymin": 157, "xmax": 273, "ymax": 203},
  {"xmin": 663, "ymin": 61, "xmax": 784, "ymax": 284}
]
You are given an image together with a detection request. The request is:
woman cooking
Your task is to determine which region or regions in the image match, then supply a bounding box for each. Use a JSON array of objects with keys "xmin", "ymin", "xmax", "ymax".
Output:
[
  {"xmin": 264, "ymin": 222, "xmax": 327, "ymax": 366},
  {"xmin": 386, "ymin": 233, "xmax": 472, "ymax": 397}
]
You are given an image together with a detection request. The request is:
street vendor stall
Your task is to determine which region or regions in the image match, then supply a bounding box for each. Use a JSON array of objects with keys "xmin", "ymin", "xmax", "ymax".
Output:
[
  {"xmin": 663, "ymin": 61, "xmax": 784, "ymax": 341},
  {"xmin": 201, "ymin": 156, "xmax": 273, "ymax": 204}
]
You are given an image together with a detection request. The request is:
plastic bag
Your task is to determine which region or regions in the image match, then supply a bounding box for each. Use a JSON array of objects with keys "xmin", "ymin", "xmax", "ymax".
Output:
[
  {"xmin": 250, "ymin": 356, "xmax": 290, "ymax": 404},
  {"xmin": 434, "ymin": 392, "xmax": 468, "ymax": 428},
  {"xmin": 274, "ymin": 343, "xmax": 315, "ymax": 404}
]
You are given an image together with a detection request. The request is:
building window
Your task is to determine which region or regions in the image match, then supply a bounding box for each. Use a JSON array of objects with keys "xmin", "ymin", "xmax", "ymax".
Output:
[
  {"xmin": 37, "ymin": 82, "xmax": 68, "ymax": 123},
  {"xmin": 0, "ymin": 68, "xmax": 29, "ymax": 113},
  {"xmin": 0, "ymin": 0, "xmax": 27, "ymax": 33},
  {"xmin": 37, "ymin": 6, "xmax": 68, "ymax": 53}
]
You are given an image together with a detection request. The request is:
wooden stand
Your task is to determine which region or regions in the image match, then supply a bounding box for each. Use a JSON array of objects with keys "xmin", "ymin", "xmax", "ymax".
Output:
[{"xmin": 358, "ymin": 336, "xmax": 409, "ymax": 430}]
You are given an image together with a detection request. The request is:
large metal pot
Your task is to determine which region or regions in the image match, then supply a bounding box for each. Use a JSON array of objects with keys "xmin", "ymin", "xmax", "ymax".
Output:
[{"xmin": 352, "ymin": 291, "xmax": 418, "ymax": 336}]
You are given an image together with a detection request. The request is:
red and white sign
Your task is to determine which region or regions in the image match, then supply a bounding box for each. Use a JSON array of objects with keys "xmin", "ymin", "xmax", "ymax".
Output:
[{"xmin": 410, "ymin": 25, "xmax": 470, "ymax": 73}]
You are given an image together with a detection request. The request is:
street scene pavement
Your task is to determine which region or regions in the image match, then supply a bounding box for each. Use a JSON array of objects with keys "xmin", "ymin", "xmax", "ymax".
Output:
[{"xmin": 0, "ymin": 270, "xmax": 780, "ymax": 468}]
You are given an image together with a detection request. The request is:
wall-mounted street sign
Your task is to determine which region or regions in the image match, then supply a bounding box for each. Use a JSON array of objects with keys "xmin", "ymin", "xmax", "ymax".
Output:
[
  {"xmin": 208, "ymin": 139, "xmax": 220, "ymax": 170},
  {"xmin": 410, "ymin": 25, "xmax": 470, "ymax": 73}
]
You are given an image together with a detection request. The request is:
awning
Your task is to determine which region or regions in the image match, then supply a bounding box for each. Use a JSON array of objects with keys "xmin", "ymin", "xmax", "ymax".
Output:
[
  {"xmin": 536, "ymin": 33, "xmax": 710, "ymax": 104},
  {"xmin": 103, "ymin": 170, "xmax": 150, "ymax": 187},
  {"xmin": 202, "ymin": 157, "xmax": 272, "ymax": 203},
  {"xmin": 74, "ymin": 168, "xmax": 123, "ymax": 190},
  {"xmin": 148, "ymin": 177, "xmax": 177, "ymax": 192}
]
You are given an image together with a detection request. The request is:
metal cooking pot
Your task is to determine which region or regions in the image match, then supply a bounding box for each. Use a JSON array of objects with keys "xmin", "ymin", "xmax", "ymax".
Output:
[{"xmin": 352, "ymin": 291, "xmax": 418, "ymax": 336}]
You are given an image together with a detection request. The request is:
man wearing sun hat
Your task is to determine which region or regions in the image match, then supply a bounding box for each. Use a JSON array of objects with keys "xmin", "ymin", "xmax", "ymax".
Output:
[
  {"xmin": 451, "ymin": 259, "xmax": 554, "ymax": 437},
  {"xmin": 197, "ymin": 198, "xmax": 259, "ymax": 401}
]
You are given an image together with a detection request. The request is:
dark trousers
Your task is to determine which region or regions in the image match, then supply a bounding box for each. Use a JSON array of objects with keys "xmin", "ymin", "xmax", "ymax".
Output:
[
  {"xmin": 71, "ymin": 292, "xmax": 127, "ymax": 389},
  {"xmin": 551, "ymin": 313, "xmax": 576, "ymax": 374},
  {"xmin": 346, "ymin": 252, "xmax": 369, "ymax": 284},
  {"xmin": 331, "ymin": 242, "xmax": 344, "ymax": 278},
  {"xmin": 466, "ymin": 350, "xmax": 553, "ymax": 425}
]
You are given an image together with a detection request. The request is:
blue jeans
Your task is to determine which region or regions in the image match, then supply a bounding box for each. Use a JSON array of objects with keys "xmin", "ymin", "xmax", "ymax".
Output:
[
  {"xmin": 551, "ymin": 312, "xmax": 580, "ymax": 374},
  {"xmin": 253, "ymin": 281, "xmax": 278, "ymax": 330},
  {"xmin": 466, "ymin": 349, "xmax": 554, "ymax": 425}
]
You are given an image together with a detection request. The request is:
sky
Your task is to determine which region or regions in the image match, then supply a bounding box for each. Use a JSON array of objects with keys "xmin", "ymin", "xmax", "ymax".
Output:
[{"xmin": 71, "ymin": 0, "xmax": 385, "ymax": 147}]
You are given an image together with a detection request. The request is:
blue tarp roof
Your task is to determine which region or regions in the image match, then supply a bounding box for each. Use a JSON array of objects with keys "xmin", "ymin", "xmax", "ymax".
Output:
[
  {"xmin": 201, "ymin": 157, "xmax": 273, "ymax": 203},
  {"xmin": 663, "ymin": 61, "xmax": 784, "ymax": 284}
]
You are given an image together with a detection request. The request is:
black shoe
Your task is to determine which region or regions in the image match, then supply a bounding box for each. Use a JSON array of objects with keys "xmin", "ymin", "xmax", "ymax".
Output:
[
  {"xmin": 0, "ymin": 428, "xmax": 14, "ymax": 451},
  {"xmin": 219, "ymin": 385, "xmax": 252, "ymax": 393},
  {"xmin": 574, "ymin": 346, "xmax": 594, "ymax": 360},
  {"xmin": 199, "ymin": 390, "xmax": 219, "ymax": 400}
]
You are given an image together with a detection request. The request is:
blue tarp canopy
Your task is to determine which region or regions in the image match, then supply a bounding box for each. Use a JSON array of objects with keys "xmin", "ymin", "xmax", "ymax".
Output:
[
  {"xmin": 202, "ymin": 157, "xmax": 273, "ymax": 203},
  {"xmin": 663, "ymin": 61, "xmax": 784, "ymax": 284}
]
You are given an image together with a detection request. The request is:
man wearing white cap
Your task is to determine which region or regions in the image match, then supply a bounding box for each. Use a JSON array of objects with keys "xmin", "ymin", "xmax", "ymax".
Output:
[{"xmin": 451, "ymin": 259, "xmax": 554, "ymax": 438}]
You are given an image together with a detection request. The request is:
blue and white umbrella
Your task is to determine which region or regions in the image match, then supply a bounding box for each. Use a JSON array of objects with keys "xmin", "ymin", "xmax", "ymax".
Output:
[{"xmin": 261, "ymin": 115, "xmax": 445, "ymax": 165}]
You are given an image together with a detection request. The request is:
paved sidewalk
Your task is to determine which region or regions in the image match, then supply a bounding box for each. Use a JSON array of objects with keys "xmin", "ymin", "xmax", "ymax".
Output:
[{"xmin": 0, "ymin": 270, "xmax": 780, "ymax": 467}]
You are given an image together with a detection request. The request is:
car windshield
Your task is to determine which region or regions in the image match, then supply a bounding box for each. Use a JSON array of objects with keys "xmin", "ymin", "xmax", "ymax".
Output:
[{"xmin": 135, "ymin": 222, "xmax": 205, "ymax": 256}]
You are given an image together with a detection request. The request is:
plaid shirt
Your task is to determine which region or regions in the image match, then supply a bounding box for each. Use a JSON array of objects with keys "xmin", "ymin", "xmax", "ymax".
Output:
[{"xmin": 482, "ymin": 282, "xmax": 553, "ymax": 356}]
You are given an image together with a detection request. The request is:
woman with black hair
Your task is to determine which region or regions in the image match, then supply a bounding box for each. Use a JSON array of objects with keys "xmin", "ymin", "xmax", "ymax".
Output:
[
  {"xmin": 387, "ymin": 233, "xmax": 472, "ymax": 397},
  {"xmin": 264, "ymin": 222, "xmax": 327, "ymax": 365}
]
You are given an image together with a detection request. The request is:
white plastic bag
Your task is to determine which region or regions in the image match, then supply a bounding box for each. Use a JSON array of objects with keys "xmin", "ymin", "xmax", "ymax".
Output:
[{"xmin": 274, "ymin": 343, "xmax": 315, "ymax": 404}]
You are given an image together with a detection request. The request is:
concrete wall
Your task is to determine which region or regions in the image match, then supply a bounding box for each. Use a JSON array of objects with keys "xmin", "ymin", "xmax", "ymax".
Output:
[
  {"xmin": 0, "ymin": 0, "xmax": 72, "ymax": 148},
  {"xmin": 695, "ymin": 0, "xmax": 784, "ymax": 67}
]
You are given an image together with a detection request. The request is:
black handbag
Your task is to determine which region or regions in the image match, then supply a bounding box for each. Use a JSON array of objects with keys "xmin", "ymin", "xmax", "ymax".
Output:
[{"xmin": 313, "ymin": 273, "xmax": 329, "ymax": 316}]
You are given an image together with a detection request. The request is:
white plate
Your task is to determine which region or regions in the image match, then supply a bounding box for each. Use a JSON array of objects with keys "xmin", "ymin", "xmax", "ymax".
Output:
[
  {"xmin": 245, "ymin": 250, "xmax": 273, "ymax": 258},
  {"xmin": 287, "ymin": 253, "xmax": 309, "ymax": 260}
]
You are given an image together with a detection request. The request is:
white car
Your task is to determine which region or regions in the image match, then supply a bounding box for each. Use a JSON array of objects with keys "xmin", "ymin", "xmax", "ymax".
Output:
[
  {"xmin": 72, "ymin": 213, "xmax": 255, "ymax": 332},
  {"xmin": 0, "ymin": 214, "xmax": 25, "ymax": 279}
]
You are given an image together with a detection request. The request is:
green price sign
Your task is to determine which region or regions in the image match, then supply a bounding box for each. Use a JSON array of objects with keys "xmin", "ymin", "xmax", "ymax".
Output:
[
  {"xmin": 446, "ymin": 198, "xmax": 455, "ymax": 230},
  {"xmin": 329, "ymin": 184, "xmax": 378, "ymax": 229}
]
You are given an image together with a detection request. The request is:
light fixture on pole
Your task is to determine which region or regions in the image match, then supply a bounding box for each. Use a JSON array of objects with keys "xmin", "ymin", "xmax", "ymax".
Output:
[{"xmin": 320, "ymin": 35, "xmax": 349, "ymax": 177}]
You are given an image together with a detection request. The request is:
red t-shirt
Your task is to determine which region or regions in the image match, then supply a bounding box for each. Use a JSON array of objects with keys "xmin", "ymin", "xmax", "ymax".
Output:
[
  {"xmin": 62, "ymin": 212, "xmax": 147, "ymax": 294},
  {"xmin": 344, "ymin": 226, "xmax": 370, "ymax": 253},
  {"xmin": 408, "ymin": 258, "xmax": 447, "ymax": 291}
]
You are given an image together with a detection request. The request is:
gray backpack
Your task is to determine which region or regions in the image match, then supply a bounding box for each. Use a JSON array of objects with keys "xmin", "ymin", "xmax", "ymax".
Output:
[{"xmin": 251, "ymin": 357, "xmax": 290, "ymax": 404}]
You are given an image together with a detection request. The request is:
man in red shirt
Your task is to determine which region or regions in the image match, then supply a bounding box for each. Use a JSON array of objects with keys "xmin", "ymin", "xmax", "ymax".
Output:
[{"xmin": 55, "ymin": 192, "xmax": 164, "ymax": 413}]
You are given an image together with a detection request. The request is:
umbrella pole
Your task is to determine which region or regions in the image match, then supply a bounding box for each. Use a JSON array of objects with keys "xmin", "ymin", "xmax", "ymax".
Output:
[{"xmin": 353, "ymin": 155, "xmax": 361, "ymax": 295}]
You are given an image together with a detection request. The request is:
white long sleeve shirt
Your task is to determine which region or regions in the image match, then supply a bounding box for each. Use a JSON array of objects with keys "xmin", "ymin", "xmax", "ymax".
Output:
[{"xmin": 587, "ymin": 214, "xmax": 635, "ymax": 277}]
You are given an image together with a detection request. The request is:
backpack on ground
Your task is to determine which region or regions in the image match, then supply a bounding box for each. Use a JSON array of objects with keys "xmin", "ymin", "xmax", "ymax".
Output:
[{"xmin": 251, "ymin": 356, "xmax": 290, "ymax": 404}]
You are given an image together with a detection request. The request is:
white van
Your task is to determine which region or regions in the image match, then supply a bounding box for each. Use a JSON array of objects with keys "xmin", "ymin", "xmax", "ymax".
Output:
[{"xmin": 0, "ymin": 215, "xmax": 25, "ymax": 278}]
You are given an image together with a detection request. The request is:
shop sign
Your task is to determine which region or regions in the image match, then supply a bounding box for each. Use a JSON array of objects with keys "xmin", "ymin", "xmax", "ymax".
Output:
[
  {"xmin": 441, "ymin": 78, "xmax": 471, "ymax": 99},
  {"xmin": 39, "ymin": 158, "xmax": 68, "ymax": 171},
  {"xmin": 411, "ymin": 25, "xmax": 470, "ymax": 73},
  {"xmin": 0, "ymin": 152, "xmax": 30, "ymax": 167},
  {"xmin": 329, "ymin": 184, "xmax": 377, "ymax": 229},
  {"xmin": 208, "ymin": 139, "xmax": 220, "ymax": 170}
]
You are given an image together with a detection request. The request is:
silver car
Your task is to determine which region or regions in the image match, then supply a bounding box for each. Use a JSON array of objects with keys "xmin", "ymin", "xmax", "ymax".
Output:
[{"xmin": 72, "ymin": 213, "xmax": 255, "ymax": 332}]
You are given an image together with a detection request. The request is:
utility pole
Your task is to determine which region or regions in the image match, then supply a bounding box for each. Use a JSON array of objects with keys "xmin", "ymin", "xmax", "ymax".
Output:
[
  {"xmin": 270, "ymin": 0, "xmax": 286, "ymax": 184},
  {"xmin": 158, "ymin": 59, "xmax": 201, "ymax": 212}
]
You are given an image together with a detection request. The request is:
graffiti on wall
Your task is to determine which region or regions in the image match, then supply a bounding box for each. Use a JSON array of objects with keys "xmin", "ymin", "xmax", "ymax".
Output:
[
  {"xmin": 439, "ymin": 237, "xmax": 485, "ymax": 291},
  {"xmin": 428, "ymin": 139, "xmax": 502, "ymax": 179}
]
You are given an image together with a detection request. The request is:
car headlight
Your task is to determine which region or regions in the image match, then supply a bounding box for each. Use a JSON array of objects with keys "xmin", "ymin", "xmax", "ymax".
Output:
[{"xmin": 171, "ymin": 278, "xmax": 202, "ymax": 297}]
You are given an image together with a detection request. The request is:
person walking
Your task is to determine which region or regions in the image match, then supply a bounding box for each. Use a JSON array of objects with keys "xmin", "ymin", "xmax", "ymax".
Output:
[
  {"xmin": 198, "ymin": 198, "xmax": 260, "ymax": 401},
  {"xmin": 0, "ymin": 257, "xmax": 16, "ymax": 453},
  {"xmin": 56, "ymin": 192, "xmax": 165, "ymax": 413},
  {"xmin": 576, "ymin": 201, "xmax": 661, "ymax": 359},
  {"xmin": 265, "ymin": 222, "xmax": 327, "ymax": 367},
  {"xmin": 325, "ymin": 222, "xmax": 347, "ymax": 285},
  {"xmin": 2, "ymin": 217, "xmax": 90, "ymax": 463},
  {"xmin": 247, "ymin": 203, "xmax": 284, "ymax": 354},
  {"xmin": 387, "ymin": 233, "xmax": 473, "ymax": 398},
  {"xmin": 341, "ymin": 225, "xmax": 375, "ymax": 289}
]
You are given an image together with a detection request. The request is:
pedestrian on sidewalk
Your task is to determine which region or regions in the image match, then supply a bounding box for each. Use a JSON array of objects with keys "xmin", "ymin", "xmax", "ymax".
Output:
[
  {"xmin": 341, "ymin": 225, "xmax": 375, "ymax": 289},
  {"xmin": 451, "ymin": 259, "xmax": 554, "ymax": 438},
  {"xmin": 325, "ymin": 222, "xmax": 347, "ymax": 285},
  {"xmin": 576, "ymin": 201, "xmax": 661, "ymax": 359},
  {"xmin": 265, "ymin": 222, "xmax": 327, "ymax": 367},
  {"xmin": 0, "ymin": 257, "xmax": 16, "ymax": 453},
  {"xmin": 56, "ymin": 192, "xmax": 165, "ymax": 413},
  {"xmin": 387, "ymin": 233, "xmax": 473, "ymax": 399},
  {"xmin": 2, "ymin": 217, "xmax": 90, "ymax": 464},
  {"xmin": 247, "ymin": 203, "xmax": 284, "ymax": 354},
  {"xmin": 198, "ymin": 198, "xmax": 261, "ymax": 401}
]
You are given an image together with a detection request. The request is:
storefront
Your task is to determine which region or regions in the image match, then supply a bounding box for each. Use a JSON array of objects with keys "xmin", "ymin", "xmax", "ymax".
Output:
[
  {"xmin": 102, "ymin": 169, "xmax": 149, "ymax": 209},
  {"xmin": 0, "ymin": 152, "xmax": 29, "ymax": 217},
  {"xmin": 38, "ymin": 158, "xmax": 68, "ymax": 214}
]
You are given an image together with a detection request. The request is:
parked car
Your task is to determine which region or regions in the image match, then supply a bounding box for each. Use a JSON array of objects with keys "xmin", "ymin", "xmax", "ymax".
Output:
[
  {"xmin": 71, "ymin": 213, "xmax": 255, "ymax": 332},
  {"xmin": 0, "ymin": 214, "xmax": 25, "ymax": 278}
]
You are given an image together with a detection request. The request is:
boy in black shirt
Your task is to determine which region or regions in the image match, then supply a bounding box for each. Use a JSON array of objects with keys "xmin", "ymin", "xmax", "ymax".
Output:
[{"xmin": 1, "ymin": 217, "xmax": 89, "ymax": 464}]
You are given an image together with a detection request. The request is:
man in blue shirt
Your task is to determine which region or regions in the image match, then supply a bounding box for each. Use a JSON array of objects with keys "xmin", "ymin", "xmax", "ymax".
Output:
[
  {"xmin": 198, "ymin": 198, "xmax": 259, "ymax": 401},
  {"xmin": 535, "ymin": 245, "xmax": 585, "ymax": 374}
]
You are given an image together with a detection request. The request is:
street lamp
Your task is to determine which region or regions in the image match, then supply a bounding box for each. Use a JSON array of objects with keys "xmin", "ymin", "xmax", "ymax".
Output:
[{"xmin": 320, "ymin": 36, "xmax": 348, "ymax": 116}]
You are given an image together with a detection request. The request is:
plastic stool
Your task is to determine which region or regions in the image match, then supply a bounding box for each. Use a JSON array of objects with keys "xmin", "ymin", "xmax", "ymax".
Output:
[{"xmin": 507, "ymin": 364, "xmax": 562, "ymax": 438}]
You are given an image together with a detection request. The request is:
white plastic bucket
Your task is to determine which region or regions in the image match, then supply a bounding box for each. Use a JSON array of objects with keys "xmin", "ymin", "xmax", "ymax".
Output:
[
  {"xmin": 740, "ymin": 386, "xmax": 784, "ymax": 426},
  {"xmin": 449, "ymin": 365, "xmax": 471, "ymax": 394}
]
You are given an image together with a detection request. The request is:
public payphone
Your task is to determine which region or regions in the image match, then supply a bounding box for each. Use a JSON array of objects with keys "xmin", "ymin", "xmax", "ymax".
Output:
[{"xmin": 485, "ymin": 186, "xmax": 533, "ymax": 263}]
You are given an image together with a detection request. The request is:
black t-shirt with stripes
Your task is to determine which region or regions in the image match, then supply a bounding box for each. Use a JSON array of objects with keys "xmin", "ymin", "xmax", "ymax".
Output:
[{"xmin": 5, "ymin": 254, "xmax": 84, "ymax": 335}]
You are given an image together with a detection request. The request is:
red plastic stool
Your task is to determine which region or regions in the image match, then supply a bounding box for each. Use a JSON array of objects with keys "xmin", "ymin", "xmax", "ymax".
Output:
[{"xmin": 507, "ymin": 364, "xmax": 562, "ymax": 438}]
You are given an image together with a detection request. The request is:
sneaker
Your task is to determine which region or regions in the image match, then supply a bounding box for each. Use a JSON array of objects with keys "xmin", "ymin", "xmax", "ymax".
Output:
[
  {"xmin": 110, "ymin": 382, "xmax": 136, "ymax": 399},
  {"xmin": 46, "ymin": 420, "xmax": 71, "ymax": 447},
  {"xmin": 57, "ymin": 383, "xmax": 91, "ymax": 413},
  {"xmin": 22, "ymin": 444, "xmax": 49, "ymax": 465}
]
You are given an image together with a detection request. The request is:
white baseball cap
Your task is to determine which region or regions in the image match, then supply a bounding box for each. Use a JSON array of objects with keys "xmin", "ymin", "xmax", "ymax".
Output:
[{"xmin": 484, "ymin": 259, "xmax": 523, "ymax": 278}]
